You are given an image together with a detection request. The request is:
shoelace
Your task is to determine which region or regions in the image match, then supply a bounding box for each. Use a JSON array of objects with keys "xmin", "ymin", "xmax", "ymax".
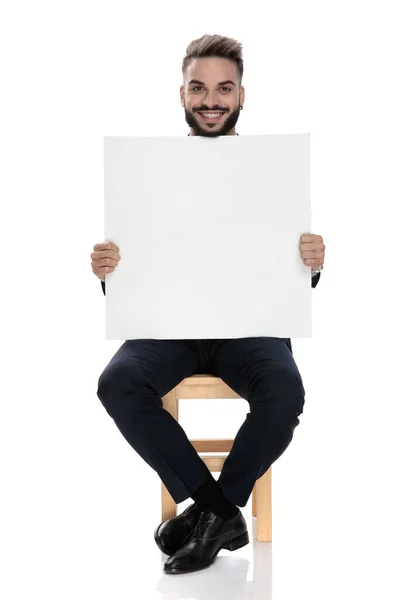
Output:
[{"xmin": 193, "ymin": 509, "xmax": 213, "ymax": 538}]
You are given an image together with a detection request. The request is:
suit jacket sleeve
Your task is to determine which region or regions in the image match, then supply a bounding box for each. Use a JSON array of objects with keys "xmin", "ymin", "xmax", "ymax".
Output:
[{"xmin": 312, "ymin": 271, "xmax": 321, "ymax": 288}]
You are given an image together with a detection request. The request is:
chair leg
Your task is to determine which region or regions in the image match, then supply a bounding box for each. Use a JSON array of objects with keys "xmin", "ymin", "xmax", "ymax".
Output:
[
  {"xmin": 256, "ymin": 468, "xmax": 272, "ymax": 542},
  {"xmin": 252, "ymin": 484, "xmax": 257, "ymax": 517},
  {"xmin": 161, "ymin": 482, "xmax": 177, "ymax": 522}
]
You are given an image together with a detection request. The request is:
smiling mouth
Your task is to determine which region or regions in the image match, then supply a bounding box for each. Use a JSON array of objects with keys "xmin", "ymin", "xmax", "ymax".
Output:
[{"xmin": 197, "ymin": 112, "xmax": 226, "ymax": 123}]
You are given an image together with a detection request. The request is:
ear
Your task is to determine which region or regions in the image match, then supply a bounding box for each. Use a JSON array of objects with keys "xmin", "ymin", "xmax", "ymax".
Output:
[
  {"xmin": 240, "ymin": 85, "xmax": 245, "ymax": 108},
  {"xmin": 180, "ymin": 85, "xmax": 185, "ymax": 108}
]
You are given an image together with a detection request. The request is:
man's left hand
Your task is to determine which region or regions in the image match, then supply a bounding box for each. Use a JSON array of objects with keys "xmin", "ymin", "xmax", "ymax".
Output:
[{"xmin": 299, "ymin": 233, "xmax": 325, "ymax": 270}]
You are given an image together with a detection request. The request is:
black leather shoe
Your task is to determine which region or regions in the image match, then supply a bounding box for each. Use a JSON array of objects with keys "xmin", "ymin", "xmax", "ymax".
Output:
[
  {"xmin": 163, "ymin": 508, "xmax": 249, "ymax": 574},
  {"xmin": 154, "ymin": 502, "xmax": 202, "ymax": 556}
]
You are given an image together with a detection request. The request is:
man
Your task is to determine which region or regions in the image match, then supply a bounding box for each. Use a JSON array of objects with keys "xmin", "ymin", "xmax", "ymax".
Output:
[{"xmin": 92, "ymin": 33, "xmax": 325, "ymax": 575}]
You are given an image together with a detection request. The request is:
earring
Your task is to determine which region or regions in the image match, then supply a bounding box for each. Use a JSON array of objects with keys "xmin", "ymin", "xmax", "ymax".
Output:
[{"xmin": 240, "ymin": 105, "xmax": 243, "ymax": 110}]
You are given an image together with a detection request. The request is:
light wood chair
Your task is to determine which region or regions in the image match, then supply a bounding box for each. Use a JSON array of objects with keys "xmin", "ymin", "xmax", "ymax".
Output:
[{"xmin": 161, "ymin": 374, "xmax": 272, "ymax": 542}]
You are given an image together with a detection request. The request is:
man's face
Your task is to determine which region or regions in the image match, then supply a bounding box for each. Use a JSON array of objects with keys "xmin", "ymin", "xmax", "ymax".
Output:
[{"xmin": 180, "ymin": 57, "xmax": 244, "ymax": 137}]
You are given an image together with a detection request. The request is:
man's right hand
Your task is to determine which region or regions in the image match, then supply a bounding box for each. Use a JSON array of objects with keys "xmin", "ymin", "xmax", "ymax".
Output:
[{"xmin": 91, "ymin": 242, "xmax": 121, "ymax": 282}]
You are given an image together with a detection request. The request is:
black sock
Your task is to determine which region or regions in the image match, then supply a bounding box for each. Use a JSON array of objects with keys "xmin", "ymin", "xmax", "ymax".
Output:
[{"xmin": 191, "ymin": 478, "xmax": 239, "ymax": 519}]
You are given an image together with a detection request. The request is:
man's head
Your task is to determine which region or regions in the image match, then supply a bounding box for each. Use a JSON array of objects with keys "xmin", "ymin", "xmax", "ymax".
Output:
[{"xmin": 180, "ymin": 34, "xmax": 245, "ymax": 137}]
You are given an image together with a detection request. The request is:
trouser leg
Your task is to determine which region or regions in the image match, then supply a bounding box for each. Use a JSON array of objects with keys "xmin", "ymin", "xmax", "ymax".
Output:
[
  {"xmin": 208, "ymin": 337, "xmax": 305, "ymax": 507},
  {"xmin": 97, "ymin": 339, "xmax": 215, "ymax": 504}
]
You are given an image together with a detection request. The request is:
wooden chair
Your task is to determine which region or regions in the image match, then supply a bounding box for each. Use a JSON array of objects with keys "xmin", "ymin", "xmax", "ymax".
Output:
[{"xmin": 161, "ymin": 374, "xmax": 272, "ymax": 542}]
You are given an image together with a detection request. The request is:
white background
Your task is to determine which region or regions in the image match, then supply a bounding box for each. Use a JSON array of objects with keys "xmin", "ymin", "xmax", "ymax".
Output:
[{"xmin": 1, "ymin": 1, "xmax": 399, "ymax": 599}]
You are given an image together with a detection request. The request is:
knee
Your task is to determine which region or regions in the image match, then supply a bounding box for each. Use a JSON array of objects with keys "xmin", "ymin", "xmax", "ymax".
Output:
[
  {"xmin": 96, "ymin": 361, "xmax": 155, "ymax": 418},
  {"xmin": 254, "ymin": 368, "xmax": 305, "ymax": 416},
  {"xmin": 277, "ymin": 369, "xmax": 305, "ymax": 415},
  {"xmin": 97, "ymin": 362, "xmax": 125, "ymax": 398},
  {"xmin": 97, "ymin": 362, "xmax": 137, "ymax": 415},
  {"xmin": 97, "ymin": 363, "xmax": 123, "ymax": 416}
]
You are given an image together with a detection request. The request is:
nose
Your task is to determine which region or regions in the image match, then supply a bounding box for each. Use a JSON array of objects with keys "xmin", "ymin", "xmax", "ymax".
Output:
[{"xmin": 203, "ymin": 90, "xmax": 220, "ymax": 108}]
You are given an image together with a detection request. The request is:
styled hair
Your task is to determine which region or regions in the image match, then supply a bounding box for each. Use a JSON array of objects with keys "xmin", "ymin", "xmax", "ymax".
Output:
[{"xmin": 182, "ymin": 34, "xmax": 243, "ymax": 84}]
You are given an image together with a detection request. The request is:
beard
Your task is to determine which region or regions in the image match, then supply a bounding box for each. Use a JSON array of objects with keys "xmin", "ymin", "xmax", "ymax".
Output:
[{"xmin": 184, "ymin": 104, "xmax": 241, "ymax": 137}]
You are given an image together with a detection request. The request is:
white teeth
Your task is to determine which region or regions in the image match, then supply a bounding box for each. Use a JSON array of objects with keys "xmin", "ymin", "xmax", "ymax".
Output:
[{"xmin": 201, "ymin": 113, "xmax": 223, "ymax": 118}]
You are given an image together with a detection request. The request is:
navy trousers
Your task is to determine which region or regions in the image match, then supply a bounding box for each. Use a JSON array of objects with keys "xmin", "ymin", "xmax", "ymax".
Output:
[{"xmin": 97, "ymin": 337, "xmax": 305, "ymax": 508}]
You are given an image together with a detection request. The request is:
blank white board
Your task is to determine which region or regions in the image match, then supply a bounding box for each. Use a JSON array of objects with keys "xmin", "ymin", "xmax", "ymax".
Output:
[{"xmin": 104, "ymin": 134, "xmax": 312, "ymax": 340}]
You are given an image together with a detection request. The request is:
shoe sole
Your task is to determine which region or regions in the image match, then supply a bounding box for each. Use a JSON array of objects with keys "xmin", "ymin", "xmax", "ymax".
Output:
[{"xmin": 164, "ymin": 530, "xmax": 250, "ymax": 574}]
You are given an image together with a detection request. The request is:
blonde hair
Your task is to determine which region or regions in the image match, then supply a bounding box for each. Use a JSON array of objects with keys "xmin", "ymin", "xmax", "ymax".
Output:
[{"xmin": 182, "ymin": 34, "xmax": 243, "ymax": 84}]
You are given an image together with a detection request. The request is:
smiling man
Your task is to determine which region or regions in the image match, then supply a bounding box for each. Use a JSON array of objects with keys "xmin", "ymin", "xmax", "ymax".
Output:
[
  {"xmin": 181, "ymin": 54, "xmax": 244, "ymax": 137},
  {"xmin": 95, "ymin": 33, "xmax": 325, "ymax": 576}
]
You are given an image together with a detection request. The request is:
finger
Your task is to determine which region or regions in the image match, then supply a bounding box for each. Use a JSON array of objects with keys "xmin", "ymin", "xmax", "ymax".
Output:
[
  {"xmin": 300, "ymin": 234, "xmax": 324, "ymax": 244},
  {"xmin": 93, "ymin": 243, "xmax": 109, "ymax": 251},
  {"xmin": 100, "ymin": 265, "xmax": 115, "ymax": 274},
  {"xmin": 299, "ymin": 242, "xmax": 314, "ymax": 251},
  {"xmin": 300, "ymin": 242, "xmax": 325, "ymax": 252},
  {"xmin": 301, "ymin": 251, "xmax": 315, "ymax": 259},
  {"xmin": 91, "ymin": 250, "xmax": 121, "ymax": 261},
  {"xmin": 92, "ymin": 257, "xmax": 119, "ymax": 268},
  {"xmin": 300, "ymin": 234, "xmax": 315, "ymax": 243},
  {"xmin": 93, "ymin": 266, "xmax": 114, "ymax": 279},
  {"xmin": 93, "ymin": 242, "xmax": 120, "ymax": 252},
  {"xmin": 301, "ymin": 250, "xmax": 324, "ymax": 260}
]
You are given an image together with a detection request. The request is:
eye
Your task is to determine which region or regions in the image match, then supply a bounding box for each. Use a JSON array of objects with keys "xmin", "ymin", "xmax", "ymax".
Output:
[{"xmin": 191, "ymin": 86, "xmax": 232, "ymax": 92}]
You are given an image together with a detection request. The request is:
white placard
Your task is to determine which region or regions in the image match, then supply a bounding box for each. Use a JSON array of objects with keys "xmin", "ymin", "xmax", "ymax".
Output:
[{"xmin": 104, "ymin": 134, "xmax": 312, "ymax": 340}]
